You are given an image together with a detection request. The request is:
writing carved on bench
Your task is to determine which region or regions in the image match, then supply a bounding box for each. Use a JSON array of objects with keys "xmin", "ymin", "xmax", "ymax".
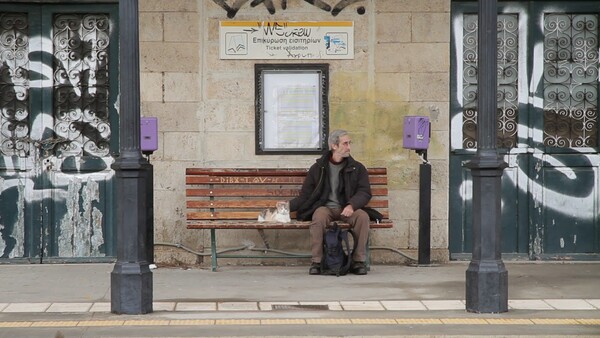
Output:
[{"xmin": 210, "ymin": 176, "xmax": 305, "ymax": 184}]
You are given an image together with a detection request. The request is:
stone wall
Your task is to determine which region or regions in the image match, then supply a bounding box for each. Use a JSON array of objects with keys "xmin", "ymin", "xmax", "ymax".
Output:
[{"xmin": 139, "ymin": 0, "xmax": 451, "ymax": 267}]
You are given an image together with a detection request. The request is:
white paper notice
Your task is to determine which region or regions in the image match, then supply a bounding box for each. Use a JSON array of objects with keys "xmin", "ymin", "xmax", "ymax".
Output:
[{"xmin": 263, "ymin": 72, "xmax": 321, "ymax": 150}]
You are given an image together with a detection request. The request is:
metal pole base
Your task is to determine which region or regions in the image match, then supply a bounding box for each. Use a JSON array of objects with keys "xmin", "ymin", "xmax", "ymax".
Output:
[
  {"xmin": 111, "ymin": 262, "xmax": 153, "ymax": 314},
  {"xmin": 466, "ymin": 259, "xmax": 508, "ymax": 313},
  {"xmin": 418, "ymin": 162, "xmax": 431, "ymax": 265}
]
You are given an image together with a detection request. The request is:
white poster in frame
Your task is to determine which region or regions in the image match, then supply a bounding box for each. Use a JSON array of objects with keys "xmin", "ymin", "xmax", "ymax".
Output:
[{"xmin": 255, "ymin": 64, "xmax": 329, "ymax": 154}]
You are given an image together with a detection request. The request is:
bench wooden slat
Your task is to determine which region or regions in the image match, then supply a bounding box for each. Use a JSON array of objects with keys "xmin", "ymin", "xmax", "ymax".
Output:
[
  {"xmin": 186, "ymin": 220, "xmax": 394, "ymax": 230},
  {"xmin": 187, "ymin": 210, "xmax": 390, "ymax": 221},
  {"xmin": 186, "ymin": 168, "xmax": 387, "ymax": 176},
  {"xmin": 187, "ymin": 200, "xmax": 283, "ymax": 208},
  {"xmin": 186, "ymin": 175, "xmax": 387, "ymax": 185},
  {"xmin": 186, "ymin": 199, "xmax": 389, "ymax": 209},
  {"xmin": 187, "ymin": 211, "xmax": 271, "ymax": 220},
  {"xmin": 186, "ymin": 168, "xmax": 310, "ymax": 176},
  {"xmin": 186, "ymin": 188, "xmax": 300, "ymax": 197},
  {"xmin": 186, "ymin": 176, "xmax": 307, "ymax": 185},
  {"xmin": 186, "ymin": 187, "xmax": 388, "ymax": 197}
]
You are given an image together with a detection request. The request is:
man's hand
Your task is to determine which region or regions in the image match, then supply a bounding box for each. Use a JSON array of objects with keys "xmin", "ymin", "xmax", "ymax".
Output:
[{"xmin": 341, "ymin": 204, "xmax": 354, "ymax": 217}]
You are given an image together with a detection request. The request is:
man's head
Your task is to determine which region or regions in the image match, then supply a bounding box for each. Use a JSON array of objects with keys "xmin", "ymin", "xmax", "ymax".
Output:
[{"xmin": 328, "ymin": 129, "xmax": 351, "ymax": 160}]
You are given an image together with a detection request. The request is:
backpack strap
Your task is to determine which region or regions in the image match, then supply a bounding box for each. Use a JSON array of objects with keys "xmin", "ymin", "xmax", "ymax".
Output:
[
  {"xmin": 348, "ymin": 229, "xmax": 358, "ymax": 254},
  {"xmin": 340, "ymin": 229, "xmax": 357, "ymax": 275}
]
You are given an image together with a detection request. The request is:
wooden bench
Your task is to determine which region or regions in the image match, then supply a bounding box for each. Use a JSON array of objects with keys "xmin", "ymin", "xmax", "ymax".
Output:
[{"xmin": 186, "ymin": 168, "xmax": 393, "ymax": 271}]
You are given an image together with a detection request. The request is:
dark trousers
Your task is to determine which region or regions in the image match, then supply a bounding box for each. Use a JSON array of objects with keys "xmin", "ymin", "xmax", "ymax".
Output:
[{"xmin": 310, "ymin": 206, "xmax": 370, "ymax": 263}]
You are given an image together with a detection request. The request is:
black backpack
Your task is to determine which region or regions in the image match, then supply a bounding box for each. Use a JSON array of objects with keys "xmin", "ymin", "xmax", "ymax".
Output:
[{"xmin": 321, "ymin": 222, "xmax": 357, "ymax": 276}]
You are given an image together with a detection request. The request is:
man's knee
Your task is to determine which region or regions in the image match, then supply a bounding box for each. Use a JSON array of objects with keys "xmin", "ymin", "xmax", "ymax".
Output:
[
  {"xmin": 353, "ymin": 209, "xmax": 370, "ymax": 225},
  {"xmin": 312, "ymin": 207, "xmax": 331, "ymax": 223}
]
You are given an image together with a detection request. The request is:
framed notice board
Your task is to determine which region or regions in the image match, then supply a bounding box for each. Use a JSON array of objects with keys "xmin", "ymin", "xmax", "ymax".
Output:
[{"xmin": 255, "ymin": 63, "xmax": 329, "ymax": 155}]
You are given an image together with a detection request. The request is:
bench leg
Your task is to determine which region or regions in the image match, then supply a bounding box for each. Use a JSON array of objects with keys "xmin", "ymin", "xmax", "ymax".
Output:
[{"xmin": 210, "ymin": 229, "xmax": 217, "ymax": 272}]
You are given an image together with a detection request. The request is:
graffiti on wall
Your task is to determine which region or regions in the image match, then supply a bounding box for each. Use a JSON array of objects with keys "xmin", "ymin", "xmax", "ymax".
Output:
[
  {"xmin": 450, "ymin": 6, "xmax": 600, "ymax": 257},
  {"xmin": 213, "ymin": 0, "xmax": 366, "ymax": 18},
  {"xmin": 0, "ymin": 12, "xmax": 115, "ymax": 260},
  {"xmin": 0, "ymin": 166, "xmax": 110, "ymax": 259}
]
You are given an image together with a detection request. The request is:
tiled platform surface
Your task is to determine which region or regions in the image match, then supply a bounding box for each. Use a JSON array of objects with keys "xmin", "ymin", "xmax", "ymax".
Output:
[
  {"xmin": 1, "ymin": 264, "xmax": 599, "ymax": 336},
  {"xmin": 1, "ymin": 299, "xmax": 599, "ymax": 313}
]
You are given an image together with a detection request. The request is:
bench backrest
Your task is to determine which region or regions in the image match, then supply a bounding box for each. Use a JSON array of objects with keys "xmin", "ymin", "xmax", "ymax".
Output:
[{"xmin": 186, "ymin": 168, "xmax": 389, "ymax": 222}]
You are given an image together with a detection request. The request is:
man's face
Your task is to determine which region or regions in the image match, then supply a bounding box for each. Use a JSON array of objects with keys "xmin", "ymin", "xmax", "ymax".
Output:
[{"xmin": 332, "ymin": 135, "xmax": 352, "ymax": 158}]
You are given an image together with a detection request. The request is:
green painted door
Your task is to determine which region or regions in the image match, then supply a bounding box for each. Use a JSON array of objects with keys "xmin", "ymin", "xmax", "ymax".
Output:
[
  {"xmin": 0, "ymin": 4, "xmax": 119, "ymax": 263},
  {"xmin": 450, "ymin": 1, "xmax": 600, "ymax": 260}
]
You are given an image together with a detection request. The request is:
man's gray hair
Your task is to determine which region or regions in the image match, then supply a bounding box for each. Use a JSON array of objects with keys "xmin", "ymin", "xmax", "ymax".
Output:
[{"xmin": 328, "ymin": 129, "xmax": 349, "ymax": 149}]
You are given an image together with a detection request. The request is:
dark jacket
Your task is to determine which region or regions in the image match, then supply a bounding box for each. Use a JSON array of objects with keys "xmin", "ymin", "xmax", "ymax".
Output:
[{"xmin": 289, "ymin": 151, "xmax": 372, "ymax": 221}]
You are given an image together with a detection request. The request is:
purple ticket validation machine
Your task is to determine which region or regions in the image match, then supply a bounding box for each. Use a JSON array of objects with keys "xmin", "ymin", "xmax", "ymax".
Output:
[
  {"xmin": 402, "ymin": 115, "xmax": 431, "ymax": 266},
  {"xmin": 140, "ymin": 117, "xmax": 158, "ymax": 155},
  {"xmin": 402, "ymin": 116, "xmax": 430, "ymax": 150}
]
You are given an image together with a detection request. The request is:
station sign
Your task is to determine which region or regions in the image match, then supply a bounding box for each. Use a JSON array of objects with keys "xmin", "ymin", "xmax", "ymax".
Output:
[{"xmin": 219, "ymin": 21, "xmax": 354, "ymax": 60}]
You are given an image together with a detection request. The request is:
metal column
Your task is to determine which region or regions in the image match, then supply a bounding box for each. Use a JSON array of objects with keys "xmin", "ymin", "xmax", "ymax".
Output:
[
  {"xmin": 110, "ymin": 0, "xmax": 153, "ymax": 315},
  {"xmin": 465, "ymin": 0, "xmax": 508, "ymax": 313}
]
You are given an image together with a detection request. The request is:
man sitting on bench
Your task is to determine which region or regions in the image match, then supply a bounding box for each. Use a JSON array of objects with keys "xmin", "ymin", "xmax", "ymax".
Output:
[{"xmin": 288, "ymin": 129, "xmax": 372, "ymax": 275}]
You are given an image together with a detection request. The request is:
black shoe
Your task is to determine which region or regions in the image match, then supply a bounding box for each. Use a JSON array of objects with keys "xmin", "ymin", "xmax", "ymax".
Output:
[
  {"xmin": 351, "ymin": 262, "xmax": 367, "ymax": 275},
  {"xmin": 309, "ymin": 262, "xmax": 321, "ymax": 275}
]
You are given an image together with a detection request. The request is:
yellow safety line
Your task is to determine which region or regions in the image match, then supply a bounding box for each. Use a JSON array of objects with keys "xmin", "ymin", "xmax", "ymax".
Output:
[{"xmin": 0, "ymin": 318, "xmax": 598, "ymax": 328}]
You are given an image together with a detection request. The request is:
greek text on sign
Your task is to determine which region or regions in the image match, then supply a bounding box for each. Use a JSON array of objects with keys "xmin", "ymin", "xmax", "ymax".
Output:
[{"xmin": 220, "ymin": 21, "xmax": 354, "ymax": 60}]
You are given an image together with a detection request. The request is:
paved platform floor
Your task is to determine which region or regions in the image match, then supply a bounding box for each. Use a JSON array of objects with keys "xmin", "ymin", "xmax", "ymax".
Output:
[
  {"xmin": 0, "ymin": 262, "xmax": 598, "ymax": 337},
  {"xmin": 1, "ymin": 298, "xmax": 599, "ymax": 313}
]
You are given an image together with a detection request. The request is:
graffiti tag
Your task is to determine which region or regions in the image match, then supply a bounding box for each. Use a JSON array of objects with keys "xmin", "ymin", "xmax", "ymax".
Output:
[{"xmin": 213, "ymin": 0, "xmax": 366, "ymax": 18}]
